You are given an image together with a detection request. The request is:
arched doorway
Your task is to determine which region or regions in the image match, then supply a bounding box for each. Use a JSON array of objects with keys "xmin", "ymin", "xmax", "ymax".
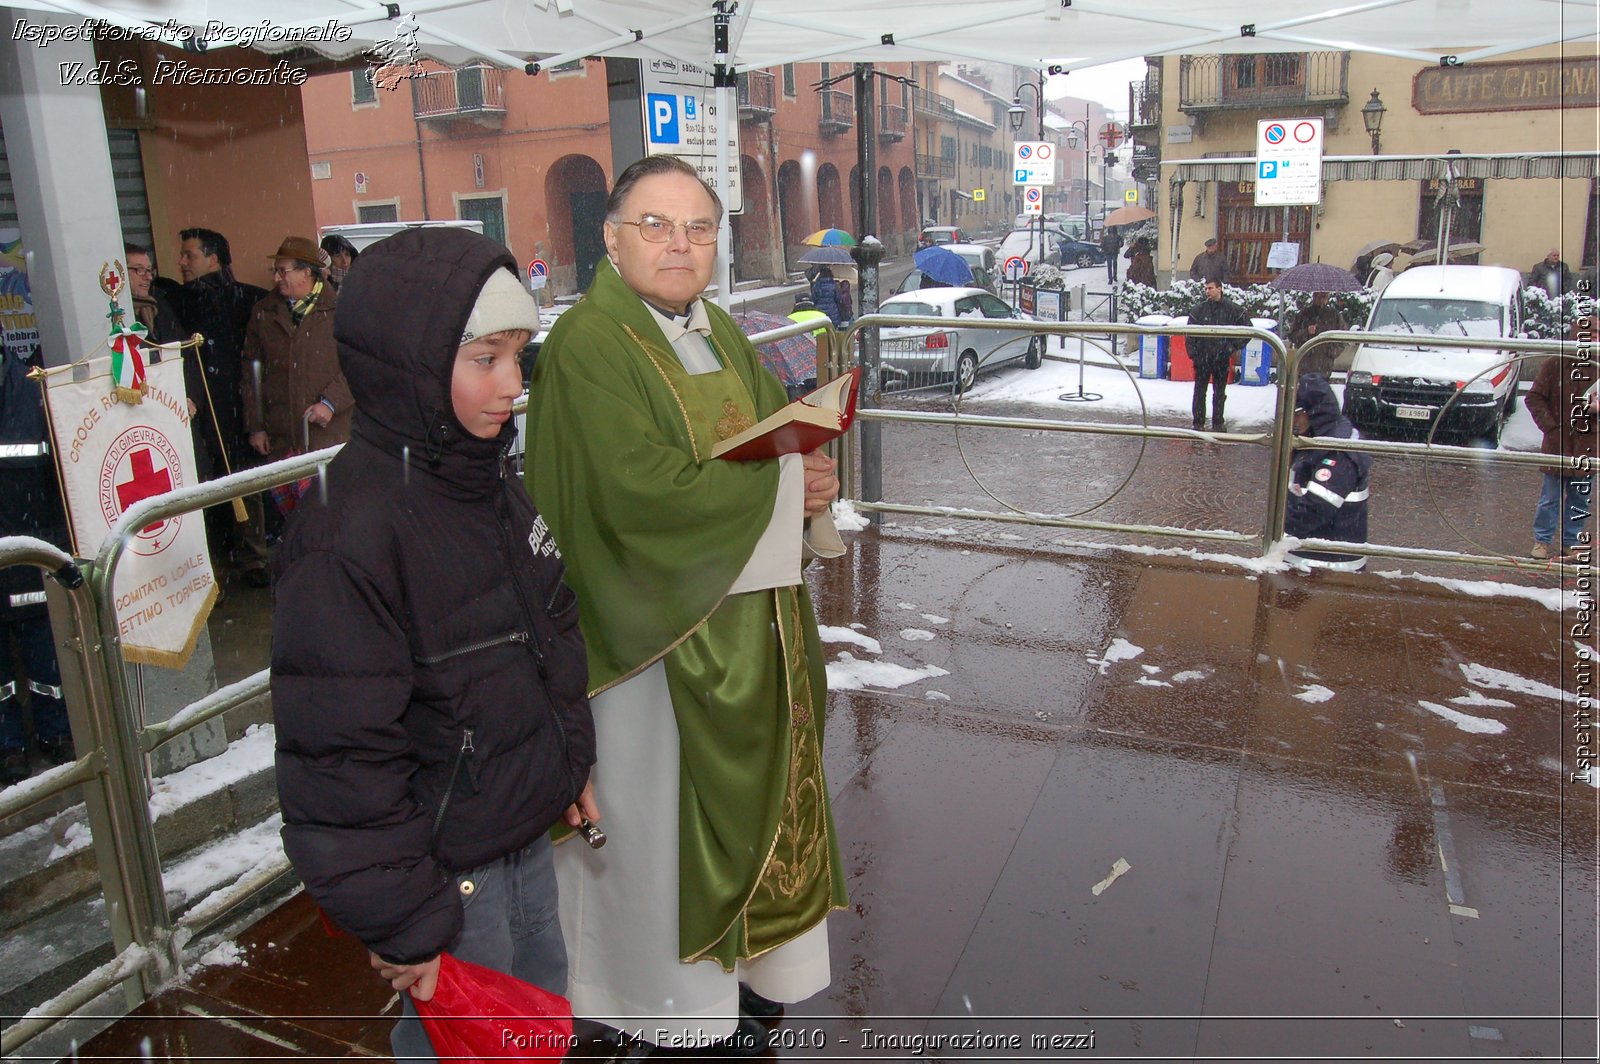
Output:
[
  {"xmin": 898, "ymin": 167, "xmax": 918, "ymax": 255},
  {"xmin": 732, "ymin": 153, "xmax": 777, "ymax": 283},
  {"xmin": 817, "ymin": 164, "xmax": 845, "ymax": 230},
  {"xmin": 875, "ymin": 165, "xmax": 895, "ymax": 242},
  {"xmin": 778, "ymin": 159, "xmax": 805, "ymax": 273},
  {"xmin": 545, "ymin": 154, "xmax": 609, "ymax": 294}
]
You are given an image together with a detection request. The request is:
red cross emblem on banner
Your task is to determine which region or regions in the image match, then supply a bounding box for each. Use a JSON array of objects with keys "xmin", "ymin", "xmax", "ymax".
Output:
[{"xmin": 115, "ymin": 448, "xmax": 173, "ymax": 534}]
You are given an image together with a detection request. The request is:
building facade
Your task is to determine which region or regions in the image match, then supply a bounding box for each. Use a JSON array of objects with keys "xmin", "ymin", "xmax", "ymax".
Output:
[{"xmin": 1135, "ymin": 46, "xmax": 1599, "ymax": 286}]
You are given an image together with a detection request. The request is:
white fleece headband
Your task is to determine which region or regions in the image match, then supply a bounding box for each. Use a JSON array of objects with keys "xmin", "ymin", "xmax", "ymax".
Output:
[{"xmin": 461, "ymin": 268, "xmax": 538, "ymax": 343}]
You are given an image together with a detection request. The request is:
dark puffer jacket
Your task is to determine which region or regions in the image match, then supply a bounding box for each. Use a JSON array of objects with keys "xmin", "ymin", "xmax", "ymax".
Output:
[
  {"xmin": 1287, "ymin": 373, "xmax": 1371, "ymax": 553},
  {"xmin": 271, "ymin": 229, "xmax": 594, "ymax": 964}
]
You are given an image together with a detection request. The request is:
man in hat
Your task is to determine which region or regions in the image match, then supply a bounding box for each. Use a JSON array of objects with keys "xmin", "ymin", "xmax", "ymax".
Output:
[
  {"xmin": 1189, "ymin": 236, "xmax": 1228, "ymax": 285},
  {"xmin": 1285, "ymin": 374, "xmax": 1371, "ymax": 570},
  {"xmin": 236, "ymin": 236, "xmax": 354, "ymax": 585}
]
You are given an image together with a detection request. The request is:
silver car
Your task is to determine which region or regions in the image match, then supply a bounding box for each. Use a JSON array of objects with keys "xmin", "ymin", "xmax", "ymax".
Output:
[{"xmin": 878, "ymin": 288, "xmax": 1044, "ymax": 394}]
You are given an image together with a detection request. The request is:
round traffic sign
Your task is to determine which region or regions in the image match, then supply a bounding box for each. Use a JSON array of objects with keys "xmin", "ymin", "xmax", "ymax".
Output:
[
  {"xmin": 1017, "ymin": 144, "xmax": 1033, "ymax": 160},
  {"xmin": 1293, "ymin": 121, "xmax": 1318, "ymax": 143},
  {"xmin": 528, "ymin": 258, "xmax": 549, "ymax": 276},
  {"xmin": 1003, "ymin": 255, "xmax": 1027, "ymax": 281},
  {"xmin": 1024, "ymin": 187, "xmax": 1042, "ymax": 204},
  {"xmin": 1097, "ymin": 122, "xmax": 1125, "ymax": 148},
  {"xmin": 1263, "ymin": 123, "xmax": 1287, "ymax": 145},
  {"xmin": 1035, "ymin": 144, "xmax": 1053, "ymax": 160}
]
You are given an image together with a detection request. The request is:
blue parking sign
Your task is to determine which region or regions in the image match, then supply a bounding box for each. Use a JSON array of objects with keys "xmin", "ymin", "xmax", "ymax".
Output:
[
  {"xmin": 684, "ymin": 95, "xmax": 697, "ymax": 120},
  {"xmin": 647, "ymin": 93, "xmax": 680, "ymax": 144},
  {"xmin": 1259, "ymin": 160, "xmax": 1278, "ymax": 179}
]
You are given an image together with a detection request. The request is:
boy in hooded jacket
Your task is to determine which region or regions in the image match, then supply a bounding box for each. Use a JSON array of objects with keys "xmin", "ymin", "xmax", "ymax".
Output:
[
  {"xmin": 1286, "ymin": 373, "xmax": 1371, "ymax": 570},
  {"xmin": 271, "ymin": 228, "xmax": 597, "ymax": 1062}
]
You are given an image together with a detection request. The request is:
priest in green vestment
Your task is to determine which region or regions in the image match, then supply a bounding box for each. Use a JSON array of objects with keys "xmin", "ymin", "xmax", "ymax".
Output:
[{"xmin": 526, "ymin": 155, "xmax": 848, "ymax": 1053}]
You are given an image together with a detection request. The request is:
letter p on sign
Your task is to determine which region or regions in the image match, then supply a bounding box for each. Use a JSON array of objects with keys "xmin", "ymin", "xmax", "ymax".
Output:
[{"xmin": 648, "ymin": 93, "xmax": 680, "ymax": 144}]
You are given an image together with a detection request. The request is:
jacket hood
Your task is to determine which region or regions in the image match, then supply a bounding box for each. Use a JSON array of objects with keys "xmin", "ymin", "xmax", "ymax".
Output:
[
  {"xmin": 335, "ymin": 228, "xmax": 521, "ymax": 474},
  {"xmin": 1294, "ymin": 373, "xmax": 1350, "ymax": 438}
]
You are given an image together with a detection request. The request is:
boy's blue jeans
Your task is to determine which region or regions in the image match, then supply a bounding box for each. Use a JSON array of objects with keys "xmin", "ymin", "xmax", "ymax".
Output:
[
  {"xmin": 1533, "ymin": 473, "xmax": 1593, "ymax": 551},
  {"xmin": 390, "ymin": 835, "xmax": 567, "ymax": 1063}
]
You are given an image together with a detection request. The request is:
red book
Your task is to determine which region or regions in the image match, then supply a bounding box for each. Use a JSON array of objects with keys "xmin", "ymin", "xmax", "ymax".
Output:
[{"xmin": 711, "ymin": 367, "xmax": 861, "ymax": 461}]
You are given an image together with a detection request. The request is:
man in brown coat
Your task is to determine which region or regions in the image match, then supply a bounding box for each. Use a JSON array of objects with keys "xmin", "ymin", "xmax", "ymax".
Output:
[
  {"xmin": 1286, "ymin": 292, "xmax": 1346, "ymax": 376},
  {"xmin": 237, "ymin": 236, "xmax": 355, "ymax": 585},
  {"xmin": 1189, "ymin": 237, "xmax": 1228, "ymax": 285},
  {"xmin": 1524, "ymin": 313, "xmax": 1596, "ymax": 561}
]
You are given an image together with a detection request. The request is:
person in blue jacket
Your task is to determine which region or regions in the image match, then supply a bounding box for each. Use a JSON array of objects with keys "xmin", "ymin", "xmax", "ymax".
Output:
[{"xmin": 1286, "ymin": 373, "xmax": 1371, "ymax": 570}]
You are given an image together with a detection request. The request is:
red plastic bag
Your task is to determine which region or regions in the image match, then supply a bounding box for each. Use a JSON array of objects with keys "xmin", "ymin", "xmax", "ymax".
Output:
[{"xmin": 412, "ymin": 953, "xmax": 574, "ymax": 1061}]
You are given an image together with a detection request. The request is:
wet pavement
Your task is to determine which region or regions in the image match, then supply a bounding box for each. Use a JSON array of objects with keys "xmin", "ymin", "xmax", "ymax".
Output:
[{"xmin": 74, "ymin": 519, "xmax": 1597, "ymax": 1060}]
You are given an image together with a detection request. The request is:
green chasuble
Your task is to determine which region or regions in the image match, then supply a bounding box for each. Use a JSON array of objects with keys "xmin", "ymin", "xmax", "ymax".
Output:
[{"xmin": 526, "ymin": 259, "xmax": 846, "ymax": 969}]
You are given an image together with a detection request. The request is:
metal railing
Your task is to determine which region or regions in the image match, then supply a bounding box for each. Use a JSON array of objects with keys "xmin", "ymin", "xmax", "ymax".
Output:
[
  {"xmin": 1179, "ymin": 51, "xmax": 1349, "ymax": 111},
  {"xmin": 827, "ymin": 314, "xmax": 1582, "ymax": 570},
  {"xmin": 879, "ymin": 102, "xmax": 909, "ymax": 140},
  {"xmin": 819, "ymin": 88, "xmax": 854, "ymax": 132},
  {"xmin": 0, "ymin": 449, "xmax": 335, "ymax": 1059},
  {"xmin": 911, "ymin": 86, "xmax": 956, "ymax": 118},
  {"xmin": 737, "ymin": 70, "xmax": 776, "ymax": 118},
  {"xmin": 412, "ymin": 64, "xmax": 507, "ymax": 119},
  {"xmin": 917, "ymin": 152, "xmax": 956, "ymax": 179}
]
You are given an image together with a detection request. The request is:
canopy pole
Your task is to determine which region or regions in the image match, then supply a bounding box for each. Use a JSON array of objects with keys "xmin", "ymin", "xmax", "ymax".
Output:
[{"xmin": 713, "ymin": 1, "xmax": 735, "ymax": 310}]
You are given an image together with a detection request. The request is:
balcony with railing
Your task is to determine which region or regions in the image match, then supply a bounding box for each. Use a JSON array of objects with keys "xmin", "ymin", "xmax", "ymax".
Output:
[
  {"xmin": 878, "ymin": 102, "xmax": 908, "ymax": 142},
  {"xmin": 1127, "ymin": 75, "xmax": 1161, "ymax": 131},
  {"xmin": 738, "ymin": 70, "xmax": 776, "ymax": 121},
  {"xmin": 819, "ymin": 88, "xmax": 854, "ymax": 134},
  {"xmin": 911, "ymin": 86, "xmax": 957, "ymax": 120},
  {"xmin": 1178, "ymin": 52, "xmax": 1349, "ymax": 112},
  {"xmin": 917, "ymin": 152, "xmax": 956, "ymax": 179},
  {"xmin": 413, "ymin": 64, "xmax": 507, "ymax": 129}
]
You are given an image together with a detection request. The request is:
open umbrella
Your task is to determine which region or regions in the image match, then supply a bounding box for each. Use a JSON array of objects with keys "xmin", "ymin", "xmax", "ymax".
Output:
[
  {"xmin": 735, "ymin": 310, "xmax": 817, "ymax": 388},
  {"xmin": 797, "ymin": 245, "xmax": 856, "ymax": 266},
  {"xmin": 1405, "ymin": 240, "xmax": 1486, "ymax": 266},
  {"xmin": 803, "ymin": 228, "xmax": 856, "ymax": 247},
  {"xmin": 1352, "ymin": 238, "xmax": 1404, "ymax": 260},
  {"xmin": 1269, "ymin": 262, "xmax": 1364, "ymax": 293},
  {"xmin": 1100, "ymin": 205, "xmax": 1155, "ymax": 228},
  {"xmin": 912, "ymin": 245, "xmax": 975, "ymax": 286}
]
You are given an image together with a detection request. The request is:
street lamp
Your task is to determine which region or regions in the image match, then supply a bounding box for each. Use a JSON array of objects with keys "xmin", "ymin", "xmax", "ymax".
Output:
[
  {"xmin": 1061, "ymin": 115, "xmax": 1092, "ymax": 242},
  {"xmin": 1011, "ymin": 76, "xmax": 1047, "ymax": 255},
  {"xmin": 1361, "ymin": 88, "xmax": 1386, "ymax": 155}
]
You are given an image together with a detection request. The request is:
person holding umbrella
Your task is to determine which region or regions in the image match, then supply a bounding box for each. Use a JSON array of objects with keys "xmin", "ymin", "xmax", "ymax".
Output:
[{"xmin": 1287, "ymin": 293, "xmax": 1347, "ymax": 375}]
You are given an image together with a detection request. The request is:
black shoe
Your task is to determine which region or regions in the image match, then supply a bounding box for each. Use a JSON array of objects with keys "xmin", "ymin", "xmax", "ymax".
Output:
[
  {"xmin": 738, "ymin": 983, "xmax": 785, "ymax": 1021},
  {"xmin": 1, "ymin": 748, "xmax": 28, "ymax": 786},
  {"xmin": 36, "ymin": 736, "xmax": 75, "ymax": 766},
  {"xmin": 1191, "ymin": 419, "xmax": 1205, "ymax": 431},
  {"xmin": 1211, "ymin": 419, "xmax": 1225, "ymax": 432}
]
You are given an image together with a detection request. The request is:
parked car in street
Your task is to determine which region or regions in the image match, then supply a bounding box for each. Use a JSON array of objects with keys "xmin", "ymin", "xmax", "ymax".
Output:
[
  {"xmin": 1012, "ymin": 214, "xmax": 1093, "ymax": 242},
  {"xmin": 1343, "ymin": 265, "xmax": 1525, "ymax": 444},
  {"xmin": 877, "ymin": 287, "xmax": 1044, "ymax": 394},
  {"xmin": 997, "ymin": 228, "xmax": 1105, "ymax": 273},
  {"xmin": 917, "ymin": 225, "xmax": 969, "ymax": 249}
]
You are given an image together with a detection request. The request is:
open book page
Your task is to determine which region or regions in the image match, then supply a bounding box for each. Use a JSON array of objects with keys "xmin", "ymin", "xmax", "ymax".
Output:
[{"xmin": 710, "ymin": 366, "xmax": 860, "ymax": 461}]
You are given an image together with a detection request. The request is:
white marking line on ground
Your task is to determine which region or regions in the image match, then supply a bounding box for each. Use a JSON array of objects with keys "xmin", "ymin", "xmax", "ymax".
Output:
[{"xmin": 1429, "ymin": 782, "xmax": 1477, "ymax": 918}]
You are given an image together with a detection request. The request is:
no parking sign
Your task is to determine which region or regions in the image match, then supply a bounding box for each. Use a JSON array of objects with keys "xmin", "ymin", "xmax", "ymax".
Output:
[
  {"xmin": 527, "ymin": 258, "xmax": 549, "ymax": 290},
  {"xmin": 1003, "ymin": 255, "xmax": 1028, "ymax": 281}
]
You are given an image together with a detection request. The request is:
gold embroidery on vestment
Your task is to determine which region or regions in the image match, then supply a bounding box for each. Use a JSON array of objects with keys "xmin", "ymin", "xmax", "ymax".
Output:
[{"xmin": 716, "ymin": 399, "xmax": 753, "ymax": 441}]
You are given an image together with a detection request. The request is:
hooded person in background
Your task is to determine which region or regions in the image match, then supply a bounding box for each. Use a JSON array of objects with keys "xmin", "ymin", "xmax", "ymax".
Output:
[
  {"xmin": 320, "ymin": 234, "xmax": 361, "ymax": 289},
  {"xmin": 810, "ymin": 265, "xmax": 843, "ymax": 326},
  {"xmin": 1285, "ymin": 373, "xmax": 1371, "ymax": 570},
  {"xmin": 1286, "ymin": 292, "xmax": 1346, "ymax": 377},
  {"xmin": 1124, "ymin": 237, "xmax": 1156, "ymax": 287}
]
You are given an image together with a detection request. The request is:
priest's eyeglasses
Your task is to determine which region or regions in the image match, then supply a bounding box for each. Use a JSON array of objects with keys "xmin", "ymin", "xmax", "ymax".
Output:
[{"xmin": 620, "ymin": 214, "xmax": 719, "ymax": 245}]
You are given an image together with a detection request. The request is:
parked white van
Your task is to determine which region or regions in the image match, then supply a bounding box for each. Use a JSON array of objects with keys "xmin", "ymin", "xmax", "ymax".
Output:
[{"xmin": 1343, "ymin": 265, "xmax": 1526, "ymax": 444}]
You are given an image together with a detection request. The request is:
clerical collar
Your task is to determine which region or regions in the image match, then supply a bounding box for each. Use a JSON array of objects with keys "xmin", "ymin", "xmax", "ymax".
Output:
[{"xmin": 644, "ymin": 298, "xmax": 712, "ymax": 340}]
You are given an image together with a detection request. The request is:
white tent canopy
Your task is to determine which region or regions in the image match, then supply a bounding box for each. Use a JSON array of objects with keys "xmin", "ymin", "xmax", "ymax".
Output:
[{"xmin": 8, "ymin": 0, "xmax": 1597, "ymax": 75}]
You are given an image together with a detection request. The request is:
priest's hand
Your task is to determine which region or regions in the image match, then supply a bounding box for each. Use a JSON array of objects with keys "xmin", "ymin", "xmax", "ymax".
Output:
[
  {"xmin": 565, "ymin": 779, "xmax": 600, "ymax": 829},
  {"xmin": 370, "ymin": 951, "xmax": 440, "ymax": 1001},
  {"xmin": 801, "ymin": 450, "xmax": 839, "ymax": 515}
]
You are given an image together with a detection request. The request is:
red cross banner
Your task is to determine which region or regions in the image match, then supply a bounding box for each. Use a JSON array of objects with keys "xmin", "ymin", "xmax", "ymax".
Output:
[{"xmin": 41, "ymin": 351, "xmax": 217, "ymax": 668}]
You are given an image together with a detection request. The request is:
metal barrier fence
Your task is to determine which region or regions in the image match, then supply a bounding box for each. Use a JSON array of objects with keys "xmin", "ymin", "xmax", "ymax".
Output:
[
  {"xmin": 0, "ymin": 449, "xmax": 334, "ymax": 1057},
  {"xmin": 0, "ymin": 317, "xmax": 1585, "ymax": 1054}
]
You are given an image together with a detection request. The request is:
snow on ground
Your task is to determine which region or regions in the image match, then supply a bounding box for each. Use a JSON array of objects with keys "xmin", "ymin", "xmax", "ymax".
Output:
[
  {"xmin": 1086, "ymin": 636, "xmax": 1144, "ymax": 675},
  {"xmin": 1459, "ymin": 661, "xmax": 1575, "ymax": 703},
  {"xmin": 1419, "ymin": 700, "xmax": 1508, "ymax": 735},
  {"xmin": 1295, "ymin": 684, "xmax": 1336, "ymax": 703},
  {"xmin": 817, "ymin": 625, "xmax": 881, "ymax": 654}
]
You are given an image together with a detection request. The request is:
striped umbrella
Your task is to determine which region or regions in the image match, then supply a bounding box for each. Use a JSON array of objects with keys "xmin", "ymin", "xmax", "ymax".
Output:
[{"xmin": 802, "ymin": 228, "xmax": 856, "ymax": 247}]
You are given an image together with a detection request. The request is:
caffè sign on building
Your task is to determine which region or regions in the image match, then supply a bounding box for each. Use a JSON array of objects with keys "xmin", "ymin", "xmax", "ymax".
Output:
[{"xmin": 1414, "ymin": 58, "xmax": 1599, "ymax": 113}]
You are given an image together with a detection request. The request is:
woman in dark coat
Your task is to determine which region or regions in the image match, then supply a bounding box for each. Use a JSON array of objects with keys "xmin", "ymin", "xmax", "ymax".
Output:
[{"xmin": 1125, "ymin": 238, "xmax": 1156, "ymax": 287}]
